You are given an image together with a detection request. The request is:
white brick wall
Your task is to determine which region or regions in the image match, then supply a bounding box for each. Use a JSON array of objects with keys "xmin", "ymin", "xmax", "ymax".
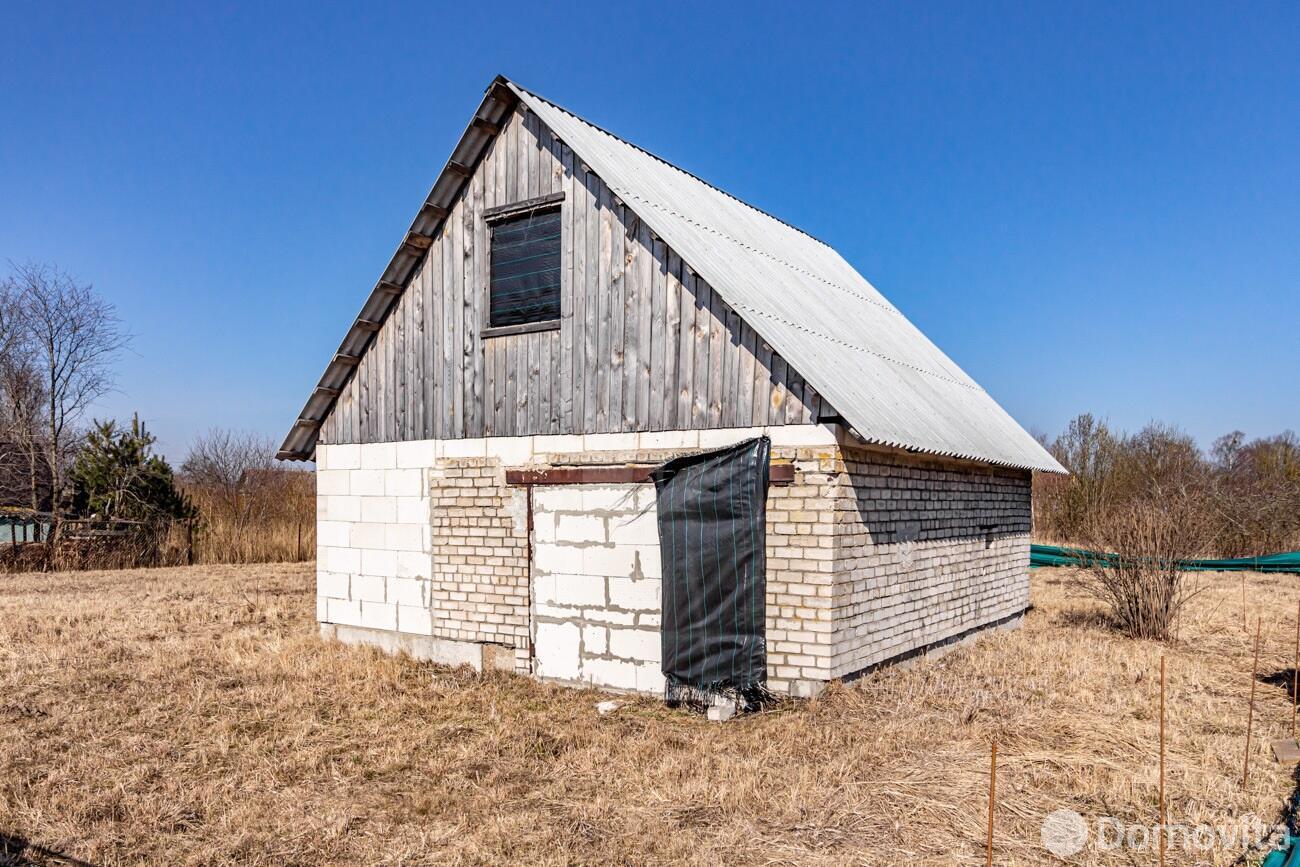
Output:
[{"xmin": 316, "ymin": 442, "xmax": 433, "ymax": 639}]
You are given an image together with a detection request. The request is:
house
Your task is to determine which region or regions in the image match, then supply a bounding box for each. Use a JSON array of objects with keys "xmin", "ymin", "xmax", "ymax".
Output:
[{"xmin": 279, "ymin": 76, "xmax": 1065, "ymax": 698}]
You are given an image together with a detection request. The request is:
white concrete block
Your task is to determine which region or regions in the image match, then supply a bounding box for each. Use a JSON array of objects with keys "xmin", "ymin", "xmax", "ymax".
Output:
[
  {"xmin": 397, "ymin": 605, "xmax": 434, "ymax": 636},
  {"xmin": 328, "ymin": 444, "xmax": 361, "ymax": 471},
  {"xmin": 607, "ymin": 577, "xmax": 660, "ymax": 612},
  {"xmin": 768, "ymin": 424, "xmax": 837, "ymax": 447},
  {"xmin": 359, "ymin": 601, "xmax": 398, "ymax": 631},
  {"xmin": 533, "ymin": 542, "xmax": 585, "ymax": 576},
  {"xmin": 349, "ymin": 469, "xmax": 385, "ymax": 496},
  {"xmin": 556, "ymin": 513, "xmax": 606, "ymax": 544},
  {"xmin": 395, "ymin": 496, "xmax": 428, "ymax": 526},
  {"xmin": 582, "ymin": 432, "xmax": 639, "ymax": 452},
  {"xmin": 581, "ymin": 485, "xmax": 642, "ymax": 512},
  {"xmin": 384, "ymin": 468, "xmax": 423, "ymax": 497},
  {"xmin": 349, "ymin": 522, "xmax": 385, "ymax": 550},
  {"xmin": 582, "ymin": 545, "xmax": 638, "ymax": 578},
  {"xmin": 550, "ymin": 574, "xmax": 607, "ymax": 607},
  {"xmin": 532, "ymin": 512, "xmax": 557, "ymax": 543},
  {"xmin": 486, "ymin": 436, "xmax": 533, "ymax": 465},
  {"xmin": 634, "ymin": 545, "xmax": 662, "ymax": 580},
  {"xmin": 610, "ymin": 510, "xmax": 660, "ymax": 545},
  {"xmin": 698, "ymin": 427, "xmax": 763, "ymax": 449},
  {"xmin": 322, "ymin": 495, "xmax": 360, "ymax": 523},
  {"xmin": 317, "ymin": 571, "xmax": 350, "ymax": 599},
  {"xmin": 316, "ymin": 469, "xmax": 350, "ymax": 496},
  {"xmin": 396, "ymin": 550, "xmax": 430, "ymax": 579},
  {"xmin": 316, "ymin": 596, "xmax": 328, "ymax": 623},
  {"xmin": 582, "ymin": 624, "xmax": 607, "ymax": 655},
  {"xmin": 350, "ymin": 573, "xmax": 387, "ymax": 602},
  {"xmin": 360, "ymin": 496, "xmax": 397, "ymax": 524},
  {"xmin": 326, "ymin": 597, "xmax": 363, "ymax": 626},
  {"xmin": 385, "ymin": 523, "xmax": 423, "ymax": 553},
  {"xmin": 388, "ymin": 576, "xmax": 426, "ymax": 607},
  {"xmin": 635, "ymin": 663, "xmax": 666, "ymax": 694},
  {"xmin": 535, "ymin": 621, "xmax": 582, "ymax": 681},
  {"xmin": 359, "ymin": 442, "xmax": 397, "ymax": 470},
  {"xmin": 395, "ymin": 440, "xmax": 436, "ymax": 469},
  {"xmin": 534, "ymin": 486, "xmax": 584, "ymax": 514},
  {"xmin": 532, "ymin": 434, "xmax": 585, "ymax": 455},
  {"xmin": 582, "ymin": 657, "xmax": 638, "ymax": 690},
  {"xmin": 638, "ymin": 430, "xmax": 699, "ymax": 450},
  {"xmin": 441, "ymin": 438, "xmax": 486, "ymax": 458},
  {"xmin": 609, "ymin": 628, "xmax": 661, "ymax": 663},
  {"xmin": 317, "ymin": 520, "xmax": 351, "ymax": 548},
  {"xmin": 325, "ymin": 546, "xmax": 361, "ymax": 574},
  {"xmin": 360, "ymin": 549, "xmax": 397, "ymax": 579}
]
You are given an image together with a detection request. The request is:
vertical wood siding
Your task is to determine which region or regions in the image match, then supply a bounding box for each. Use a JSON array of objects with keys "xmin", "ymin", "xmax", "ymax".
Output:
[{"xmin": 320, "ymin": 107, "xmax": 822, "ymax": 445}]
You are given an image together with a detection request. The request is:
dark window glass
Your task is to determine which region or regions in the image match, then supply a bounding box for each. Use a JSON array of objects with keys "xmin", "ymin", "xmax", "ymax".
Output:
[{"xmin": 489, "ymin": 208, "xmax": 561, "ymax": 327}]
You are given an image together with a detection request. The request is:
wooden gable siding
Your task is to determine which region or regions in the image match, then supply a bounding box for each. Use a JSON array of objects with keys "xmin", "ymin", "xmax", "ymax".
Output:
[{"xmin": 320, "ymin": 106, "xmax": 822, "ymax": 445}]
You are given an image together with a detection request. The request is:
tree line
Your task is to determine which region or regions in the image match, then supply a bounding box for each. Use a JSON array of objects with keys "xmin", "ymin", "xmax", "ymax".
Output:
[{"xmin": 0, "ymin": 262, "xmax": 312, "ymax": 568}]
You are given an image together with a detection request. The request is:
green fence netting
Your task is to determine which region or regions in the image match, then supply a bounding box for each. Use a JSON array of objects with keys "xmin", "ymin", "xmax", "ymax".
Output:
[{"xmin": 1030, "ymin": 544, "xmax": 1300, "ymax": 574}]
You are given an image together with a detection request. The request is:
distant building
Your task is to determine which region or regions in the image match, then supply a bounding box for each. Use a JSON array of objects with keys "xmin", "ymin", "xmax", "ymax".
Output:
[{"xmin": 280, "ymin": 77, "xmax": 1064, "ymax": 698}]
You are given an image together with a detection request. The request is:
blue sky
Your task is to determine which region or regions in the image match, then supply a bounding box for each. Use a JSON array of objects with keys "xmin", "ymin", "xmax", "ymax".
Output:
[{"xmin": 2, "ymin": 2, "xmax": 1296, "ymax": 461}]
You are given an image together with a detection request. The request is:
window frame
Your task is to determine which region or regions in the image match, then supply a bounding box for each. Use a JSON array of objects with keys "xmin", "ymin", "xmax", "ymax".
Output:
[{"xmin": 482, "ymin": 192, "xmax": 565, "ymax": 338}]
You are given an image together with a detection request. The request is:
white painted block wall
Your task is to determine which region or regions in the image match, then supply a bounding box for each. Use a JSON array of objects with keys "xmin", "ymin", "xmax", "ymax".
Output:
[
  {"xmin": 531, "ymin": 483, "xmax": 664, "ymax": 694},
  {"xmin": 316, "ymin": 441, "xmax": 435, "ymax": 636}
]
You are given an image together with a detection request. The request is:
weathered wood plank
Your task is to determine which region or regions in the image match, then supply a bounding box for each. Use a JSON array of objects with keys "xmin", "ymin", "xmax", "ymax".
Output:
[
  {"xmin": 613, "ymin": 206, "xmax": 634, "ymax": 431},
  {"xmin": 707, "ymin": 285, "xmax": 726, "ymax": 428},
  {"xmin": 660, "ymin": 248, "xmax": 680, "ymax": 429},
  {"xmin": 650, "ymin": 237, "xmax": 670, "ymax": 431},
  {"xmin": 674, "ymin": 259, "xmax": 694, "ymax": 428},
  {"xmin": 738, "ymin": 323, "xmax": 757, "ymax": 428},
  {"xmin": 582, "ymin": 168, "xmax": 600, "ymax": 432},
  {"xmin": 635, "ymin": 221, "xmax": 654, "ymax": 430},
  {"xmin": 469, "ymin": 164, "xmax": 486, "ymax": 436},
  {"xmin": 594, "ymin": 183, "xmax": 613, "ymax": 432},
  {"xmin": 691, "ymin": 272, "xmax": 711, "ymax": 426},
  {"xmin": 558, "ymin": 142, "xmax": 575, "ymax": 430}
]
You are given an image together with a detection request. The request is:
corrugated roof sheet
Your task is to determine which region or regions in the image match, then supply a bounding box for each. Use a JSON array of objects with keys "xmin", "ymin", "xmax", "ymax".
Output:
[{"xmin": 510, "ymin": 81, "xmax": 1064, "ymax": 473}]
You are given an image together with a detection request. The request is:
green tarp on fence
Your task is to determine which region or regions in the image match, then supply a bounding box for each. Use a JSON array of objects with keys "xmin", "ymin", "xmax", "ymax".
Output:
[{"xmin": 1030, "ymin": 544, "xmax": 1300, "ymax": 574}]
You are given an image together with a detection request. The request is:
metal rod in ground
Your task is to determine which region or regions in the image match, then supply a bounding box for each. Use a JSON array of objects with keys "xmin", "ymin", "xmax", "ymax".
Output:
[
  {"xmin": 1159, "ymin": 654, "xmax": 1166, "ymax": 867},
  {"xmin": 986, "ymin": 739, "xmax": 997, "ymax": 867},
  {"xmin": 1244, "ymin": 618, "xmax": 1262, "ymax": 789},
  {"xmin": 1293, "ymin": 600, "xmax": 1299, "ymax": 741},
  {"xmin": 1242, "ymin": 573, "xmax": 1248, "ymax": 631}
]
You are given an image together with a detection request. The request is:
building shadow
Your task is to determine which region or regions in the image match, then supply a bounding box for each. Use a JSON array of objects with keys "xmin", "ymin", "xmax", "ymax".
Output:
[{"xmin": 0, "ymin": 832, "xmax": 98, "ymax": 867}]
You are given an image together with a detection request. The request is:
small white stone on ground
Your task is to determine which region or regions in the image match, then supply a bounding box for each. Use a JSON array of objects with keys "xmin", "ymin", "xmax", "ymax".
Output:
[{"xmin": 596, "ymin": 700, "xmax": 623, "ymax": 715}]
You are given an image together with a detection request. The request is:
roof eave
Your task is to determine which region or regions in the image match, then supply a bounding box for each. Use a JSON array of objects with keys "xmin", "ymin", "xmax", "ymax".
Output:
[{"xmin": 276, "ymin": 76, "xmax": 520, "ymax": 462}]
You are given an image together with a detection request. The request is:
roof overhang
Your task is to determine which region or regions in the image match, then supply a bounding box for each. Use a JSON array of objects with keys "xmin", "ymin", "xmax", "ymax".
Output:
[{"xmin": 276, "ymin": 77, "xmax": 519, "ymax": 461}]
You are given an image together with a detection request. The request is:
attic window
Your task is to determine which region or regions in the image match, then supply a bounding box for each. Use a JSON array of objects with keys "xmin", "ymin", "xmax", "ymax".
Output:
[{"xmin": 487, "ymin": 205, "xmax": 561, "ymax": 333}]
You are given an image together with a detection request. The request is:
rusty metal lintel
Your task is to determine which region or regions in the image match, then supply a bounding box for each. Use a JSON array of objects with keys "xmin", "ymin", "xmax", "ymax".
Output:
[{"xmin": 505, "ymin": 463, "xmax": 794, "ymax": 486}]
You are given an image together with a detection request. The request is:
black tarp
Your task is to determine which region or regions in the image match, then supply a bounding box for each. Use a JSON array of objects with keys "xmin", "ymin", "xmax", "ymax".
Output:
[{"xmin": 651, "ymin": 437, "xmax": 772, "ymax": 711}]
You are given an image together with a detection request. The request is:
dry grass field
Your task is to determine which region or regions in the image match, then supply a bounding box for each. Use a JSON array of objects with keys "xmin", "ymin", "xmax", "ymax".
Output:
[{"xmin": 1, "ymin": 563, "xmax": 1298, "ymax": 865}]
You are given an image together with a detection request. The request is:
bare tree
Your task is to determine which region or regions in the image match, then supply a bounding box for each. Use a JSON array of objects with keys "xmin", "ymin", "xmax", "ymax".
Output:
[
  {"xmin": 6, "ymin": 262, "xmax": 129, "ymax": 538},
  {"xmin": 181, "ymin": 429, "xmax": 279, "ymax": 548}
]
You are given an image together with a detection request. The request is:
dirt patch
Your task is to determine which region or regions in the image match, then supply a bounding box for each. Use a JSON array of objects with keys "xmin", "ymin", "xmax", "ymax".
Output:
[{"xmin": 0, "ymin": 563, "xmax": 1294, "ymax": 864}]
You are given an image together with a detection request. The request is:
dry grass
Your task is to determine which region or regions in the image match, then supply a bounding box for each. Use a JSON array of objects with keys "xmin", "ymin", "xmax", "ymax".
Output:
[{"xmin": 1, "ymin": 565, "xmax": 1297, "ymax": 865}]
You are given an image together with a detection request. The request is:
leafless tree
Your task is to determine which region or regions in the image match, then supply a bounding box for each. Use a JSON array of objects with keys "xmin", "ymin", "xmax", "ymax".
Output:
[
  {"xmin": 181, "ymin": 429, "xmax": 281, "ymax": 548},
  {"xmin": 5, "ymin": 262, "xmax": 129, "ymax": 537}
]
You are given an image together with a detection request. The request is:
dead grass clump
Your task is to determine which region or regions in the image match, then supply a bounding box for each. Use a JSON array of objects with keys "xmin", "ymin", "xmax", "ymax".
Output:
[{"xmin": 0, "ymin": 565, "xmax": 1295, "ymax": 865}]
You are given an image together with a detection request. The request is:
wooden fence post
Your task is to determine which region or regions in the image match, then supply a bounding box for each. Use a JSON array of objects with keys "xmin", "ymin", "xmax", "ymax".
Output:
[
  {"xmin": 1292, "ymin": 600, "xmax": 1299, "ymax": 741},
  {"xmin": 296, "ymin": 522, "xmax": 303, "ymax": 562},
  {"xmin": 986, "ymin": 740, "xmax": 997, "ymax": 867},
  {"xmin": 1159, "ymin": 654, "xmax": 1166, "ymax": 867},
  {"xmin": 1244, "ymin": 618, "xmax": 1262, "ymax": 789},
  {"xmin": 186, "ymin": 519, "xmax": 195, "ymax": 567}
]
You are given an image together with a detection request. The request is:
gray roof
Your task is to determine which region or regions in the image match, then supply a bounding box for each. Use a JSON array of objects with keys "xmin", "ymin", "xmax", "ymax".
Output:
[{"xmin": 282, "ymin": 76, "xmax": 1064, "ymax": 474}]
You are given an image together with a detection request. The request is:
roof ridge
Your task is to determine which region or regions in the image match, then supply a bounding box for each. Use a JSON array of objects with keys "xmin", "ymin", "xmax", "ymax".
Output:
[{"xmin": 508, "ymin": 80, "xmax": 835, "ymax": 250}]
